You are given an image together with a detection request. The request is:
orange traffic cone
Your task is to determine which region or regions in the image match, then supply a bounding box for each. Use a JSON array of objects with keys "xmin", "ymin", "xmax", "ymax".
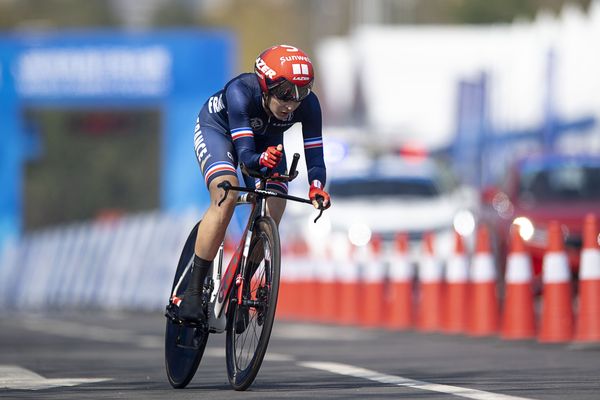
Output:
[
  {"xmin": 360, "ymin": 235, "xmax": 386, "ymax": 327},
  {"xmin": 442, "ymin": 231, "xmax": 469, "ymax": 334},
  {"xmin": 317, "ymin": 240, "xmax": 339, "ymax": 324},
  {"xmin": 468, "ymin": 224, "xmax": 499, "ymax": 336},
  {"xmin": 538, "ymin": 220, "xmax": 574, "ymax": 343},
  {"xmin": 276, "ymin": 241, "xmax": 295, "ymax": 320},
  {"xmin": 501, "ymin": 225, "xmax": 536, "ymax": 339},
  {"xmin": 417, "ymin": 232, "xmax": 443, "ymax": 332},
  {"xmin": 294, "ymin": 238, "xmax": 315, "ymax": 321},
  {"xmin": 288, "ymin": 238, "xmax": 309, "ymax": 320},
  {"xmin": 386, "ymin": 233, "xmax": 414, "ymax": 330},
  {"xmin": 337, "ymin": 238, "xmax": 360, "ymax": 325},
  {"xmin": 575, "ymin": 213, "xmax": 600, "ymax": 342}
]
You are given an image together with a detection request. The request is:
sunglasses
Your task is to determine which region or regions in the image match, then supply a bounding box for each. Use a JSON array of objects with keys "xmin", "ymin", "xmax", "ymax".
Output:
[{"xmin": 269, "ymin": 80, "xmax": 312, "ymax": 102}]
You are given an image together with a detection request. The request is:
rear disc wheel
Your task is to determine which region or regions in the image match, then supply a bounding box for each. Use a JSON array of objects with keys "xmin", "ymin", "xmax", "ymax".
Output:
[{"xmin": 165, "ymin": 222, "xmax": 210, "ymax": 388}]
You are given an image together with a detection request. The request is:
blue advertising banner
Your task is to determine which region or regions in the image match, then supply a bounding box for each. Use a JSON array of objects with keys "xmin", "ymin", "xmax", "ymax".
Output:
[
  {"xmin": 4, "ymin": 29, "xmax": 233, "ymax": 102},
  {"xmin": 0, "ymin": 29, "xmax": 235, "ymax": 252}
]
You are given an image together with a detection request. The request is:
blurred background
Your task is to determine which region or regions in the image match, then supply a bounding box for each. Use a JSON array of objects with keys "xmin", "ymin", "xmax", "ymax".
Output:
[{"xmin": 1, "ymin": 0, "xmax": 599, "ymax": 311}]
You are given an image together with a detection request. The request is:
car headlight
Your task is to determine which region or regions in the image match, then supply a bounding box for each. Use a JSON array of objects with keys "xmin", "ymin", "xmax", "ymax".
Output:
[
  {"xmin": 453, "ymin": 209, "xmax": 475, "ymax": 237},
  {"xmin": 348, "ymin": 223, "xmax": 372, "ymax": 247},
  {"xmin": 513, "ymin": 216, "xmax": 534, "ymax": 241}
]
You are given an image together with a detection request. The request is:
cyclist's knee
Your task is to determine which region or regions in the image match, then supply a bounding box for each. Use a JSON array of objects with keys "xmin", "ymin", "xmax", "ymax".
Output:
[{"xmin": 208, "ymin": 175, "xmax": 238, "ymax": 211}]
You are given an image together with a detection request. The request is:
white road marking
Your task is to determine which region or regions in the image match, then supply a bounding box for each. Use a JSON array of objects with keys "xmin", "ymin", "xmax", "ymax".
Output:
[
  {"xmin": 15, "ymin": 317, "xmax": 535, "ymax": 398},
  {"xmin": 299, "ymin": 361, "xmax": 536, "ymax": 400},
  {"xmin": 273, "ymin": 323, "xmax": 377, "ymax": 341},
  {"xmin": 20, "ymin": 318, "xmax": 162, "ymax": 348},
  {"xmin": 0, "ymin": 365, "xmax": 110, "ymax": 390},
  {"xmin": 264, "ymin": 352, "xmax": 296, "ymax": 362}
]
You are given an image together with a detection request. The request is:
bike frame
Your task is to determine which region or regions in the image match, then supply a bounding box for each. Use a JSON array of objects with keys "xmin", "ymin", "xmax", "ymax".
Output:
[
  {"xmin": 168, "ymin": 194, "xmax": 260, "ymax": 333},
  {"xmin": 209, "ymin": 176, "xmax": 316, "ymax": 333},
  {"xmin": 170, "ymin": 154, "xmax": 322, "ymax": 333},
  {"xmin": 211, "ymin": 193, "xmax": 262, "ymax": 323}
]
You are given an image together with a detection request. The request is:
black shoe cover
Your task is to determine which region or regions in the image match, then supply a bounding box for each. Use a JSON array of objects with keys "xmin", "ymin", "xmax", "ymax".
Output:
[{"xmin": 179, "ymin": 289, "xmax": 206, "ymax": 324}]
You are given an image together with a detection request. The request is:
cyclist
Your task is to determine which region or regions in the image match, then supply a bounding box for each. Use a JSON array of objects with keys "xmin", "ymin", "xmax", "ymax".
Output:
[{"xmin": 179, "ymin": 44, "xmax": 331, "ymax": 323}]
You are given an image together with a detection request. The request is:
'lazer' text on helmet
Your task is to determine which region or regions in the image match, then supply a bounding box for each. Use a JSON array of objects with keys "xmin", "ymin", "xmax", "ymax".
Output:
[{"xmin": 255, "ymin": 57, "xmax": 276, "ymax": 79}]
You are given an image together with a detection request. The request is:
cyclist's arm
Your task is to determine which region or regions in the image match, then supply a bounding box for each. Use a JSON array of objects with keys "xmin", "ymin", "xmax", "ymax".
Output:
[
  {"xmin": 226, "ymin": 82, "xmax": 261, "ymax": 169},
  {"xmin": 300, "ymin": 94, "xmax": 327, "ymax": 187}
]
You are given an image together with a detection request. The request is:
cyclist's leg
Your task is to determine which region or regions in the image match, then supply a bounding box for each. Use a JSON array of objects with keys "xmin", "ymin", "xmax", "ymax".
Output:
[
  {"xmin": 180, "ymin": 124, "xmax": 239, "ymax": 322},
  {"xmin": 267, "ymin": 197, "xmax": 286, "ymax": 226},
  {"xmin": 195, "ymin": 175, "xmax": 239, "ymax": 258}
]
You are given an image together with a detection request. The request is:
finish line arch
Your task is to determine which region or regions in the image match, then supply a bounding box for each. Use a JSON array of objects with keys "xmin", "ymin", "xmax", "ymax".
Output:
[{"xmin": 0, "ymin": 29, "xmax": 235, "ymax": 251}]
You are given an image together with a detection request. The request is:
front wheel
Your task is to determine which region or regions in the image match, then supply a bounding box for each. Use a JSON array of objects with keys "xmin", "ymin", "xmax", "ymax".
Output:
[
  {"xmin": 165, "ymin": 222, "xmax": 210, "ymax": 388},
  {"xmin": 225, "ymin": 217, "xmax": 281, "ymax": 391}
]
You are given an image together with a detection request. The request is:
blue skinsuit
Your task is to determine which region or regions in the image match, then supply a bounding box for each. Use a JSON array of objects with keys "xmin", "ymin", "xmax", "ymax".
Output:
[{"xmin": 193, "ymin": 73, "xmax": 326, "ymax": 193}]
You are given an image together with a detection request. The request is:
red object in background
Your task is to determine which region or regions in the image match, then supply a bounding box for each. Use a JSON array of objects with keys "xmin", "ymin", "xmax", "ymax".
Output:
[
  {"xmin": 538, "ymin": 221, "xmax": 574, "ymax": 343},
  {"xmin": 479, "ymin": 154, "xmax": 600, "ymax": 279},
  {"xmin": 575, "ymin": 213, "xmax": 600, "ymax": 342},
  {"xmin": 70, "ymin": 112, "xmax": 136, "ymax": 136},
  {"xmin": 360, "ymin": 234, "xmax": 386, "ymax": 328},
  {"xmin": 95, "ymin": 209, "xmax": 124, "ymax": 223},
  {"xmin": 468, "ymin": 224, "xmax": 499, "ymax": 337},
  {"xmin": 398, "ymin": 142, "xmax": 428, "ymax": 163},
  {"xmin": 442, "ymin": 231, "xmax": 469, "ymax": 334},
  {"xmin": 501, "ymin": 226, "xmax": 536, "ymax": 340},
  {"xmin": 386, "ymin": 233, "xmax": 414, "ymax": 330},
  {"xmin": 416, "ymin": 232, "xmax": 443, "ymax": 332}
]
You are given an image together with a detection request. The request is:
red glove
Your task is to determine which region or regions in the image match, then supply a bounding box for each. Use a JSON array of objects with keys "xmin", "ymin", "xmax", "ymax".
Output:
[
  {"xmin": 259, "ymin": 145, "xmax": 283, "ymax": 169},
  {"xmin": 309, "ymin": 180, "xmax": 331, "ymax": 210}
]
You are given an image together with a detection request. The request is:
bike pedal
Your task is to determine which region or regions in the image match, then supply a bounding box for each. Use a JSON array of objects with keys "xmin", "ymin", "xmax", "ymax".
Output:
[
  {"xmin": 165, "ymin": 304, "xmax": 180, "ymax": 323},
  {"xmin": 167, "ymin": 312, "xmax": 207, "ymax": 329},
  {"xmin": 181, "ymin": 319, "xmax": 208, "ymax": 330}
]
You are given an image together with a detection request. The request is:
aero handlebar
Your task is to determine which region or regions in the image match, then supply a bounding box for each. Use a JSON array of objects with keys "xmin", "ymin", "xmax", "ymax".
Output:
[{"xmin": 217, "ymin": 152, "xmax": 325, "ymax": 223}]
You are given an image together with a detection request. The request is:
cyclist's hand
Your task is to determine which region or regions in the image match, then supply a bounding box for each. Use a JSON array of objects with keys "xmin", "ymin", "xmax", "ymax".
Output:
[
  {"xmin": 259, "ymin": 144, "xmax": 283, "ymax": 169},
  {"xmin": 309, "ymin": 181, "xmax": 330, "ymax": 210}
]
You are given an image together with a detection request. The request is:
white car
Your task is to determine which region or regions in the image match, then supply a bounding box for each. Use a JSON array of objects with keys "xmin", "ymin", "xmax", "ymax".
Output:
[{"xmin": 294, "ymin": 155, "xmax": 478, "ymax": 261}]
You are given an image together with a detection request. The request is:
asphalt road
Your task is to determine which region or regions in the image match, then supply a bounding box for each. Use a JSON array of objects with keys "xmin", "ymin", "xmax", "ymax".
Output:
[{"xmin": 1, "ymin": 311, "xmax": 599, "ymax": 399}]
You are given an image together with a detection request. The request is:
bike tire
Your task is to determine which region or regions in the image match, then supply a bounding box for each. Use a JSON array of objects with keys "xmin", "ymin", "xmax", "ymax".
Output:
[
  {"xmin": 165, "ymin": 222, "xmax": 210, "ymax": 389},
  {"xmin": 225, "ymin": 216, "xmax": 281, "ymax": 391}
]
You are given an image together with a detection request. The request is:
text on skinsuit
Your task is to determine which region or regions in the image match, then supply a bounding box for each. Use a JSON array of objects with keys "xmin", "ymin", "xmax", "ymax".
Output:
[
  {"xmin": 194, "ymin": 122, "xmax": 208, "ymax": 160},
  {"xmin": 255, "ymin": 57, "xmax": 276, "ymax": 79},
  {"xmin": 208, "ymin": 94, "xmax": 224, "ymax": 113}
]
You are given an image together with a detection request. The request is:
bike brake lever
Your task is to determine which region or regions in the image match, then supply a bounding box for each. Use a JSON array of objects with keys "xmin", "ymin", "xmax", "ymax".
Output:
[
  {"xmin": 313, "ymin": 197, "xmax": 325, "ymax": 223},
  {"xmin": 217, "ymin": 181, "xmax": 232, "ymax": 207},
  {"xmin": 314, "ymin": 209, "xmax": 324, "ymax": 223}
]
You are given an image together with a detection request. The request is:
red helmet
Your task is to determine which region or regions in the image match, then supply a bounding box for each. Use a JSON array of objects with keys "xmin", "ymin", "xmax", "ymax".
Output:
[{"xmin": 254, "ymin": 44, "xmax": 314, "ymax": 102}]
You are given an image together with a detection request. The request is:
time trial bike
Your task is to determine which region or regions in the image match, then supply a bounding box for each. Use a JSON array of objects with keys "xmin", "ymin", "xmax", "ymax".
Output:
[{"xmin": 164, "ymin": 153, "xmax": 325, "ymax": 391}]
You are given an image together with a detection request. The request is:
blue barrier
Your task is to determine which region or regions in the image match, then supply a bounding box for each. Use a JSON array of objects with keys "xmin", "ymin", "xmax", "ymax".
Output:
[{"xmin": 0, "ymin": 210, "xmax": 201, "ymax": 311}]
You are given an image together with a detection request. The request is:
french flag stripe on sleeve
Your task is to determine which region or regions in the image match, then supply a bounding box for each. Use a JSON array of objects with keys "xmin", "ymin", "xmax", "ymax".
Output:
[
  {"xmin": 304, "ymin": 137, "xmax": 323, "ymax": 149},
  {"xmin": 231, "ymin": 127, "xmax": 254, "ymax": 141}
]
